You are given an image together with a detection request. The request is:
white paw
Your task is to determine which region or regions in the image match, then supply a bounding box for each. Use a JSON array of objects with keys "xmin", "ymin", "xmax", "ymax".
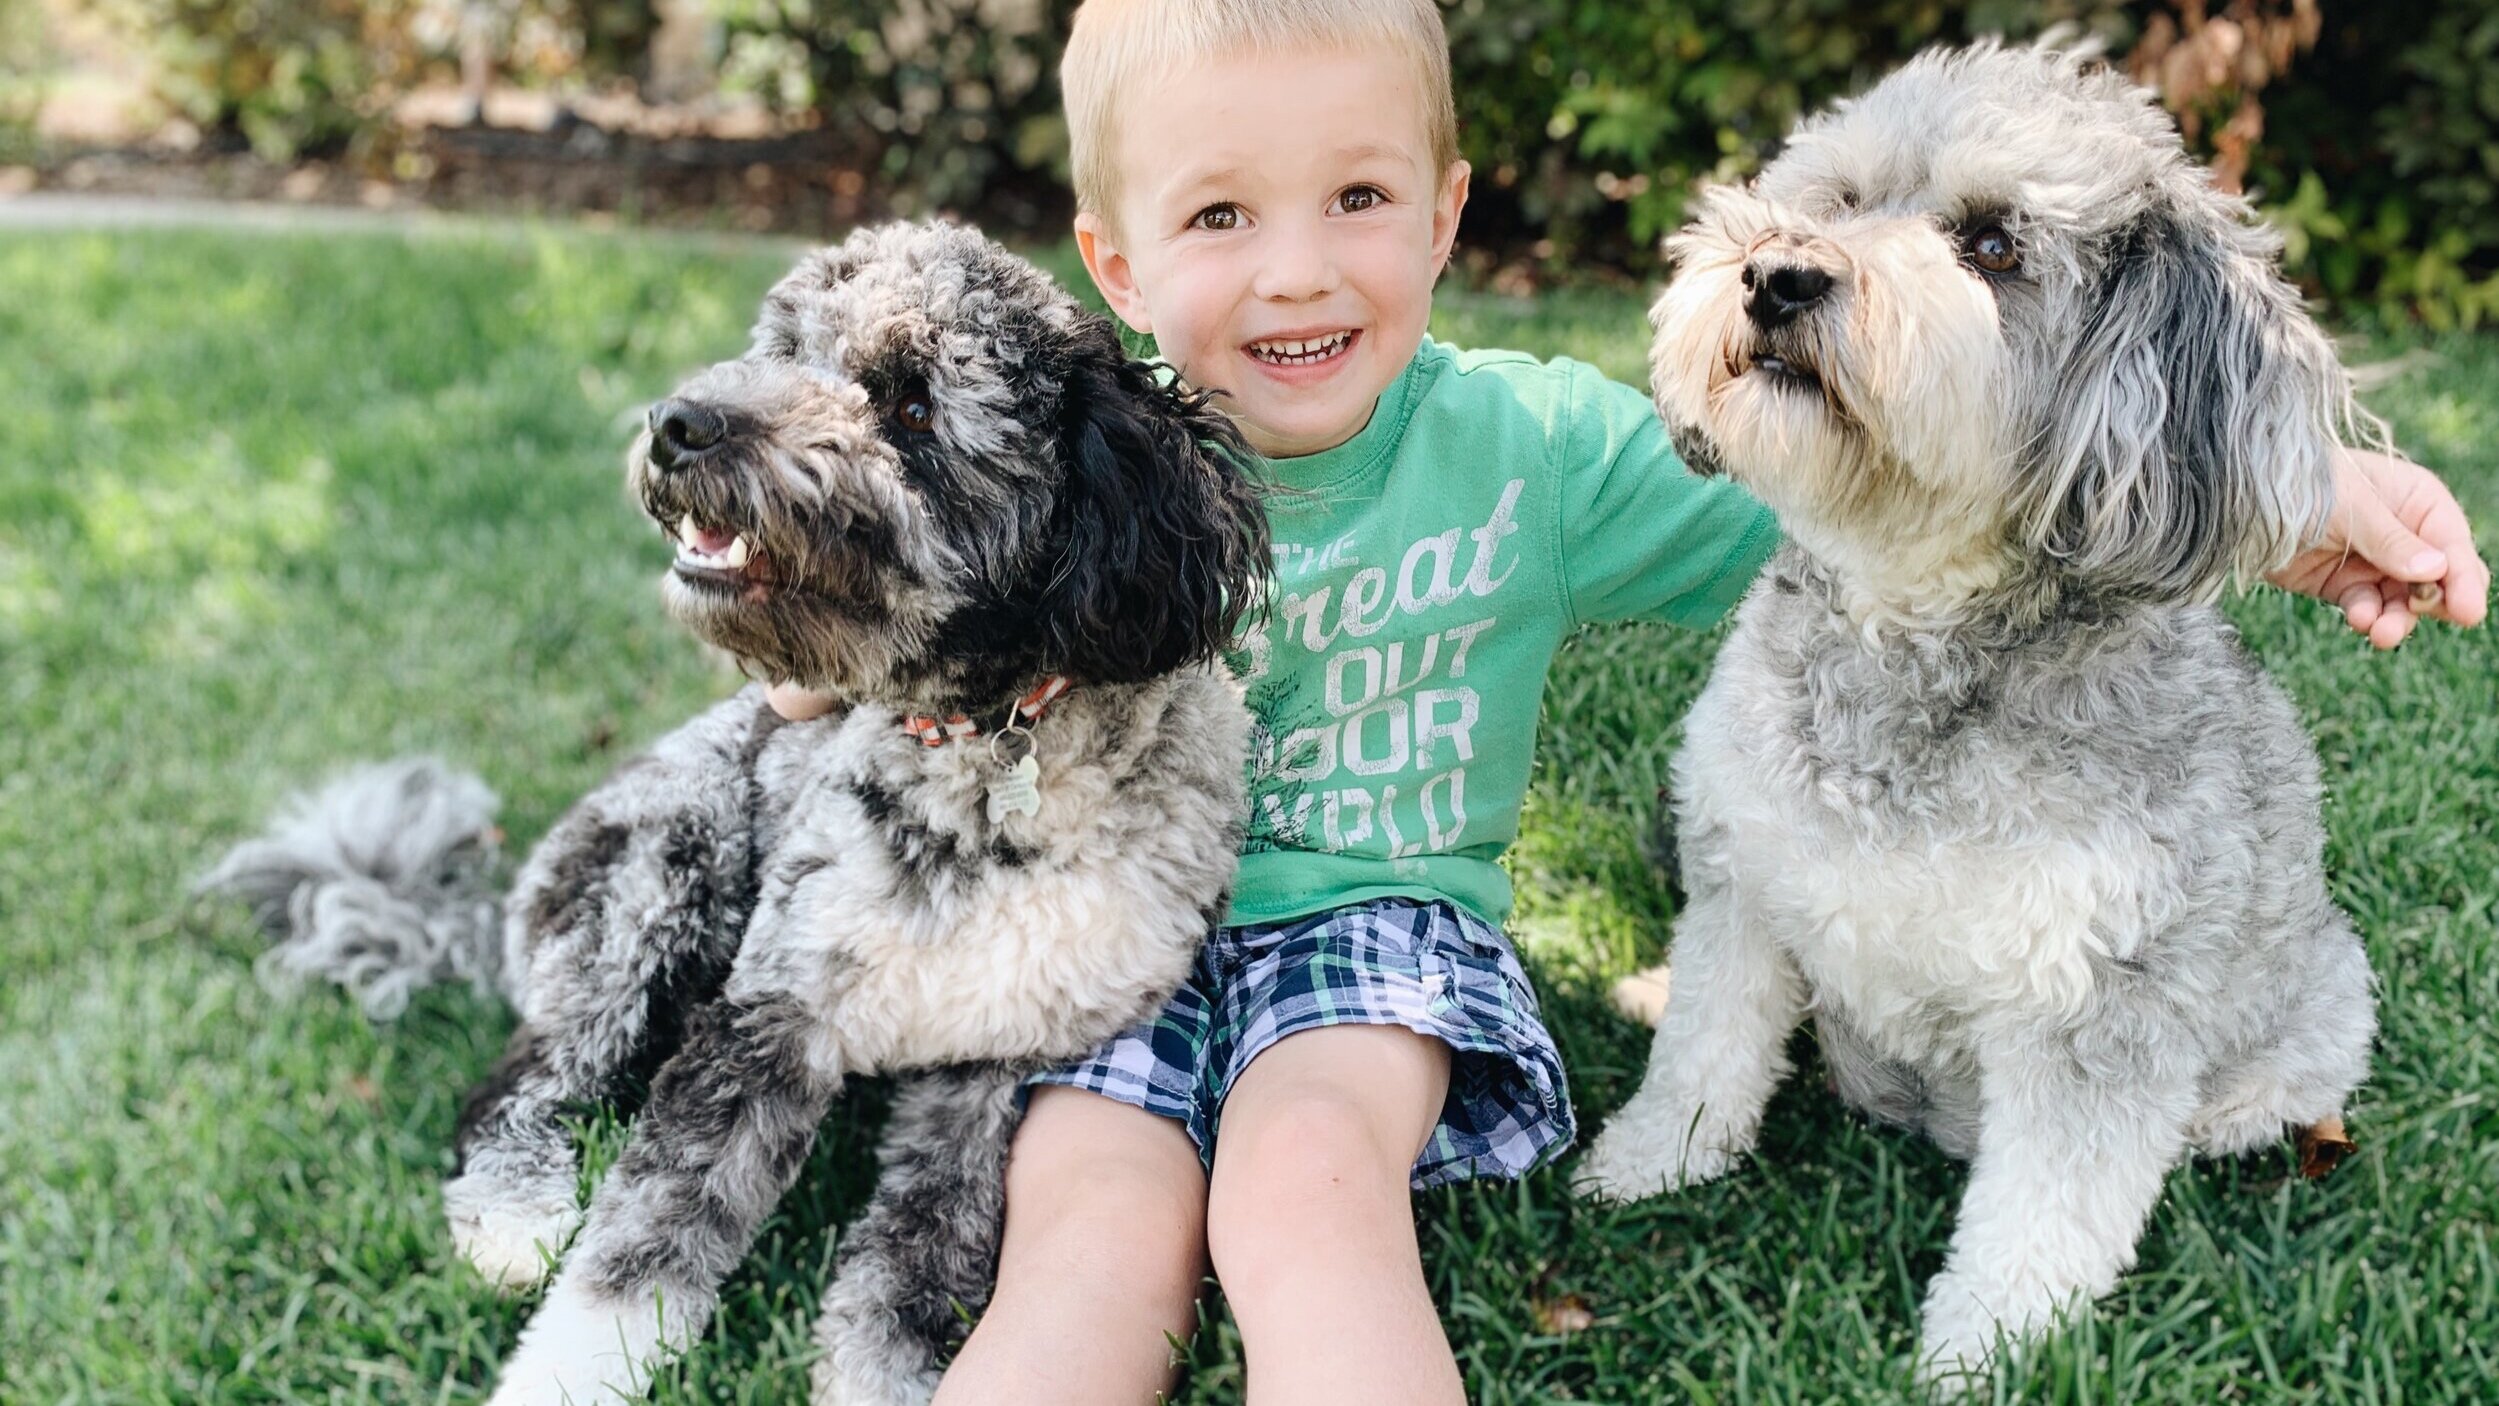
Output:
[
  {"xmin": 1572, "ymin": 1106, "xmax": 1738, "ymax": 1203},
  {"xmin": 1914, "ymin": 1269, "xmax": 2053, "ymax": 1397},
  {"xmin": 445, "ymin": 1172, "xmax": 582, "ymax": 1291},
  {"xmin": 490, "ymin": 1279, "xmax": 676, "ymax": 1406}
]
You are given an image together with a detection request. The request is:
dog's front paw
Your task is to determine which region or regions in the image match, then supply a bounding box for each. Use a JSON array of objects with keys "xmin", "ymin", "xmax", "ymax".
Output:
[
  {"xmin": 1572, "ymin": 1105, "xmax": 1738, "ymax": 1203},
  {"xmin": 808, "ymin": 1347, "xmax": 940, "ymax": 1406},
  {"xmin": 445, "ymin": 1171, "xmax": 582, "ymax": 1291},
  {"xmin": 1914, "ymin": 1268, "xmax": 2052, "ymax": 1397},
  {"xmin": 488, "ymin": 1278, "xmax": 677, "ymax": 1406}
]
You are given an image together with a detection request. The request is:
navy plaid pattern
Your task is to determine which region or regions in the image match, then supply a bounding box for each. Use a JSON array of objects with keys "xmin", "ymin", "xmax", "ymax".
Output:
[{"xmin": 1029, "ymin": 898, "xmax": 1573, "ymax": 1188}]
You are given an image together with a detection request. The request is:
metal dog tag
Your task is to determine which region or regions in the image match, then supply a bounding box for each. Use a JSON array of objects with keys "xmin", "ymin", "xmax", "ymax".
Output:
[{"xmin": 987, "ymin": 754, "xmax": 1042, "ymax": 823}]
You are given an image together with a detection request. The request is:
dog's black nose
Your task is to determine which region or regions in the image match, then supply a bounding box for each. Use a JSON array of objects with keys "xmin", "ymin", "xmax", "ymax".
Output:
[
  {"xmin": 1743, "ymin": 262, "xmax": 1834, "ymax": 329},
  {"xmin": 648, "ymin": 399, "xmax": 728, "ymax": 471}
]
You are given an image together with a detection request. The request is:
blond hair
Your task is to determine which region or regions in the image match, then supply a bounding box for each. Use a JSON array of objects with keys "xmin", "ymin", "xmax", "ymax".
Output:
[{"xmin": 1062, "ymin": 0, "xmax": 1459, "ymax": 226}]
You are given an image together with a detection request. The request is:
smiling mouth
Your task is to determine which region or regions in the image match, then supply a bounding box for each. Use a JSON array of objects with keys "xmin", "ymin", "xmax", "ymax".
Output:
[
  {"xmin": 1245, "ymin": 330, "xmax": 1357, "ymax": 367},
  {"xmin": 666, "ymin": 514, "xmax": 776, "ymax": 594}
]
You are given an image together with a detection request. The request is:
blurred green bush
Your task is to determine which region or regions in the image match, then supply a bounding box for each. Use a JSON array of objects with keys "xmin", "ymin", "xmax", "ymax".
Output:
[
  {"xmin": 95, "ymin": 0, "xmax": 665, "ymax": 160},
  {"xmin": 100, "ymin": 0, "xmax": 2499, "ymax": 323},
  {"xmin": 92, "ymin": 0, "xmax": 418, "ymax": 157},
  {"xmin": 719, "ymin": 0, "xmax": 1077, "ymax": 226}
]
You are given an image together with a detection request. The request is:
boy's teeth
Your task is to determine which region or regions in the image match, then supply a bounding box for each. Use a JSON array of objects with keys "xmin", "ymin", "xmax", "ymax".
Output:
[{"xmin": 1251, "ymin": 331, "xmax": 1352, "ymax": 364}]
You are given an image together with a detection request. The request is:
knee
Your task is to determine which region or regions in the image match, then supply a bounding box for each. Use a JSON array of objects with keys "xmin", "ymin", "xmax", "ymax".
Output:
[
  {"xmin": 996, "ymin": 1105, "xmax": 1206, "ymax": 1292},
  {"xmin": 1204, "ymin": 1085, "xmax": 1417, "ymax": 1287}
]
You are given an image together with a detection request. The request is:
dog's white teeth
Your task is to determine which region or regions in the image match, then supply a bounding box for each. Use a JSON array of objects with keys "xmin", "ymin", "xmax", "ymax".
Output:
[
  {"xmin": 722, "ymin": 535, "xmax": 751, "ymax": 570},
  {"xmin": 677, "ymin": 513, "xmax": 699, "ymax": 544}
]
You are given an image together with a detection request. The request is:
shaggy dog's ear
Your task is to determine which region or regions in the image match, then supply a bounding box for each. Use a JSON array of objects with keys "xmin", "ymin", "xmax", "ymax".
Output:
[
  {"xmin": 2028, "ymin": 185, "xmax": 2364, "ymax": 602},
  {"xmin": 1041, "ymin": 323, "xmax": 1270, "ymax": 684}
]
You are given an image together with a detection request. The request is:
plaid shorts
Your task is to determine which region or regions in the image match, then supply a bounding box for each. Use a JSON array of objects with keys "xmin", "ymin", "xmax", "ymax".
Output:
[{"xmin": 1028, "ymin": 897, "xmax": 1574, "ymax": 1188}]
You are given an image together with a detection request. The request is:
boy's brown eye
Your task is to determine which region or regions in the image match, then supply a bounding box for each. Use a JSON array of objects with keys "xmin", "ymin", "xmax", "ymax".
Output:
[
  {"xmin": 1194, "ymin": 204, "xmax": 1240, "ymax": 232},
  {"xmin": 1339, "ymin": 186, "xmax": 1380, "ymax": 213}
]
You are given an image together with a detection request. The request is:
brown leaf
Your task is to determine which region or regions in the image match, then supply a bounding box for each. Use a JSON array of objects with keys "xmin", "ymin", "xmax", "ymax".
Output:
[
  {"xmin": 1531, "ymin": 1293, "xmax": 1596, "ymax": 1336},
  {"xmin": 2296, "ymin": 1117, "xmax": 2355, "ymax": 1179}
]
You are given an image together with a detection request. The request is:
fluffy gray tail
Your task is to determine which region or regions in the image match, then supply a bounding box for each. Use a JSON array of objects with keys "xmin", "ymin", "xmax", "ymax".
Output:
[{"xmin": 199, "ymin": 757, "xmax": 507, "ymax": 1019}]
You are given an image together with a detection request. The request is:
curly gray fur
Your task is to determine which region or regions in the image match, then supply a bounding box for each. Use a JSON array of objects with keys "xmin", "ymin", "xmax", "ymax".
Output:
[
  {"xmin": 199, "ymin": 758, "xmax": 505, "ymax": 1018},
  {"xmin": 1581, "ymin": 39, "xmax": 2379, "ymax": 1389},
  {"xmin": 206, "ymin": 222, "xmax": 1266, "ymax": 1406}
]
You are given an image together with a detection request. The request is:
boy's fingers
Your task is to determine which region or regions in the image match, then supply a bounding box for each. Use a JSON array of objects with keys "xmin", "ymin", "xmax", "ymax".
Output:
[
  {"xmin": 2338, "ymin": 585, "xmax": 2381, "ymax": 634},
  {"xmin": 2436, "ymin": 519, "xmax": 2490, "ymax": 626},
  {"xmin": 2366, "ymin": 585, "xmax": 2417, "ymax": 649},
  {"xmin": 2343, "ymin": 486, "xmax": 2447, "ymax": 582}
]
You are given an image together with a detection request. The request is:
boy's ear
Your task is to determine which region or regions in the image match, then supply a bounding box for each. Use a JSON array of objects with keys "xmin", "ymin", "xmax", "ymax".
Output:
[
  {"xmin": 1076, "ymin": 211, "xmax": 1155, "ymax": 335},
  {"xmin": 1431, "ymin": 160, "xmax": 1472, "ymax": 278}
]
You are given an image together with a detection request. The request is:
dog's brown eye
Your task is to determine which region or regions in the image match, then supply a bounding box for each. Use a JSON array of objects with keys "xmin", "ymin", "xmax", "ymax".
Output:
[
  {"xmin": 1966, "ymin": 224, "xmax": 2019, "ymax": 274},
  {"xmin": 895, "ymin": 392, "xmax": 936, "ymax": 433}
]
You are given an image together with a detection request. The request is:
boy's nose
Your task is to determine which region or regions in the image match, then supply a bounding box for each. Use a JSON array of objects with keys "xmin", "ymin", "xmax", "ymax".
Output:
[{"xmin": 1251, "ymin": 222, "xmax": 1342, "ymax": 301}]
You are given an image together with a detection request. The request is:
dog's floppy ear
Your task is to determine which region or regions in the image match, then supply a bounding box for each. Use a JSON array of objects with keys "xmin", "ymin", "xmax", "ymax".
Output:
[
  {"xmin": 2027, "ymin": 183, "xmax": 2365, "ymax": 602},
  {"xmin": 1040, "ymin": 321, "xmax": 1270, "ymax": 684}
]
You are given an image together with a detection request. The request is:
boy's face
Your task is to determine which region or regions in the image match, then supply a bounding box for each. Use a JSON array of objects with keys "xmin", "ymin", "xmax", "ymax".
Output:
[{"xmin": 1077, "ymin": 44, "xmax": 1469, "ymax": 459}]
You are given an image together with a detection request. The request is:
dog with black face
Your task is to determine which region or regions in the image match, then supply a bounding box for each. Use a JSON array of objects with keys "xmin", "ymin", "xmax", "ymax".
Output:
[
  {"xmin": 206, "ymin": 221, "xmax": 1266, "ymax": 1405},
  {"xmin": 1574, "ymin": 42, "xmax": 2379, "ymax": 1388}
]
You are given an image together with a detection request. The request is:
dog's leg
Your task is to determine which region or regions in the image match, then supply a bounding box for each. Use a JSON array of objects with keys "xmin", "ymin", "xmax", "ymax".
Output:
[
  {"xmin": 488, "ymin": 988, "xmax": 838, "ymax": 1406},
  {"xmin": 447, "ymin": 695, "xmax": 773, "ymax": 1289},
  {"xmin": 809, "ymin": 1063, "xmax": 1026, "ymax": 1406},
  {"xmin": 1915, "ymin": 1043, "xmax": 2195, "ymax": 1392},
  {"xmin": 1576, "ymin": 882, "xmax": 1803, "ymax": 1200}
]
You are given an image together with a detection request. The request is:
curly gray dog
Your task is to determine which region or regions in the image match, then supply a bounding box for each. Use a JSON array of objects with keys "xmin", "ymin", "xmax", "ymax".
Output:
[
  {"xmin": 1574, "ymin": 41, "xmax": 2379, "ymax": 1384},
  {"xmin": 204, "ymin": 221, "xmax": 1267, "ymax": 1405}
]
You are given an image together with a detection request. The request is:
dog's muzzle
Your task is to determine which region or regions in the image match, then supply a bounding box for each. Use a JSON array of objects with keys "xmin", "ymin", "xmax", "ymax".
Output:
[
  {"xmin": 1742, "ymin": 258, "xmax": 1834, "ymax": 331},
  {"xmin": 647, "ymin": 399, "xmax": 730, "ymax": 474}
]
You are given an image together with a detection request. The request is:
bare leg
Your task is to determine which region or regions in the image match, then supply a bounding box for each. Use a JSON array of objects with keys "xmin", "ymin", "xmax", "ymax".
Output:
[
  {"xmin": 811, "ymin": 1063, "xmax": 1027, "ymax": 1406},
  {"xmin": 934, "ymin": 1087, "xmax": 1208, "ymax": 1406},
  {"xmin": 1576, "ymin": 882, "xmax": 1804, "ymax": 1199},
  {"xmin": 1206, "ymin": 1025, "xmax": 1460, "ymax": 1406},
  {"xmin": 487, "ymin": 991, "xmax": 838, "ymax": 1406}
]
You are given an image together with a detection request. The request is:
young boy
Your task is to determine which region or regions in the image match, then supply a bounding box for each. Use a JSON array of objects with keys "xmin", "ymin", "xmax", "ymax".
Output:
[{"xmin": 769, "ymin": 2, "xmax": 2487, "ymax": 1400}]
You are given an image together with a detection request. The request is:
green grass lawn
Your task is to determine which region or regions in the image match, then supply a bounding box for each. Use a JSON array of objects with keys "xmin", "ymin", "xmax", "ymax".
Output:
[{"xmin": 4, "ymin": 223, "xmax": 2494, "ymax": 1404}]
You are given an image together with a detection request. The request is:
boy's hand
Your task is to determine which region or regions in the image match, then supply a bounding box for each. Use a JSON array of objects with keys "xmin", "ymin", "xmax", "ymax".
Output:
[
  {"xmin": 766, "ymin": 681, "xmax": 839, "ymax": 721},
  {"xmin": 2265, "ymin": 448, "xmax": 2488, "ymax": 648}
]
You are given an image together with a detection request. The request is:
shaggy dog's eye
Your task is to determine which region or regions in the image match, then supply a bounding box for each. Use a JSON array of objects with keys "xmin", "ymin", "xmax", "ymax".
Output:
[
  {"xmin": 1964, "ymin": 223, "xmax": 2020, "ymax": 275},
  {"xmin": 893, "ymin": 388, "xmax": 936, "ymax": 434},
  {"xmin": 894, "ymin": 384, "xmax": 939, "ymax": 434}
]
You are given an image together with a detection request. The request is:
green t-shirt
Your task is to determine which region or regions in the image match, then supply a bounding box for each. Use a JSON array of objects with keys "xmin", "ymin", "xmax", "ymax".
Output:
[{"xmin": 1226, "ymin": 336, "xmax": 1780, "ymax": 929}]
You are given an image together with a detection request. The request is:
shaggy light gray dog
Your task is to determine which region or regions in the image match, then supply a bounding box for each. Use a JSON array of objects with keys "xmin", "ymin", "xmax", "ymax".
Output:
[
  {"xmin": 1575, "ymin": 42, "xmax": 2378, "ymax": 1385},
  {"xmin": 204, "ymin": 222, "xmax": 1267, "ymax": 1405}
]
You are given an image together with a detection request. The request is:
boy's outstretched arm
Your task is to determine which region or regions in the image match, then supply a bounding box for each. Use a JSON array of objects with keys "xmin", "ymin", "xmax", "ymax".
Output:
[{"xmin": 2268, "ymin": 448, "xmax": 2489, "ymax": 649}]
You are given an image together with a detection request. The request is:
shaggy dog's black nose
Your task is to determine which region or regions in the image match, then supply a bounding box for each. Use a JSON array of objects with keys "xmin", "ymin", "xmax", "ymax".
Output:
[
  {"xmin": 648, "ymin": 399, "xmax": 728, "ymax": 471},
  {"xmin": 1742, "ymin": 262, "xmax": 1834, "ymax": 329}
]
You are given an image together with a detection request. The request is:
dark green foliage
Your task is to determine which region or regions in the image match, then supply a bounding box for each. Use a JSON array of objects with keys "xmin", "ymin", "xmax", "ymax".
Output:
[
  {"xmin": 1436, "ymin": 0, "xmax": 2128, "ymax": 276},
  {"xmin": 720, "ymin": 0, "xmax": 1080, "ymax": 227},
  {"xmin": 2257, "ymin": 3, "xmax": 2499, "ymax": 327}
]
